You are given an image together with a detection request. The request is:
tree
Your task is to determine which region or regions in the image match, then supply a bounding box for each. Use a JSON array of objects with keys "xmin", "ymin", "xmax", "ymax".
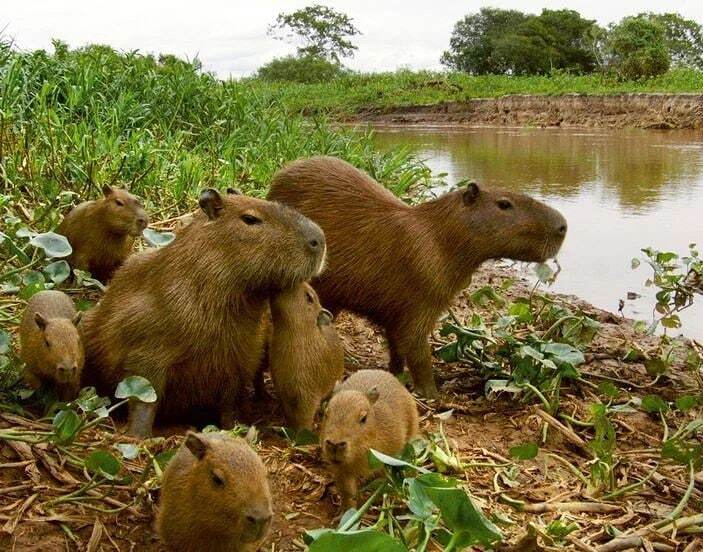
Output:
[
  {"xmin": 256, "ymin": 55, "xmax": 345, "ymax": 84},
  {"xmin": 440, "ymin": 8, "xmax": 528, "ymax": 74},
  {"xmin": 645, "ymin": 13, "xmax": 703, "ymax": 70},
  {"xmin": 606, "ymin": 16, "xmax": 670, "ymax": 79},
  {"xmin": 268, "ymin": 4, "xmax": 361, "ymax": 63}
]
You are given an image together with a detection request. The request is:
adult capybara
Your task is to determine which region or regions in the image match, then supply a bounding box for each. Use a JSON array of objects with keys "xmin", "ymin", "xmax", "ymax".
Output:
[
  {"xmin": 81, "ymin": 189, "xmax": 326, "ymax": 437},
  {"xmin": 321, "ymin": 369, "xmax": 418, "ymax": 511},
  {"xmin": 20, "ymin": 290, "xmax": 83, "ymax": 400},
  {"xmin": 268, "ymin": 156, "xmax": 567, "ymax": 397},
  {"xmin": 56, "ymin": 185, "xmax": 148, "ymax": 282},
  {"xmin": 157, "ymin": 431, "xmax": 273, "ymax": 552},
  {"xmin": 269, "ymin": 282, "xmax": 344, "ymax": 430}
]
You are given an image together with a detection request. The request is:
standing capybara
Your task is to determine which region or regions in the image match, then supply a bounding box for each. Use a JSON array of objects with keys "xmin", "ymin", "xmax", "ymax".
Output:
[
  {"xmin": 269, "ymin": 282, "xmax": 344, "ymax": 430},
  {"xmin": 157, "ymin": 431, "xmax": 273, "ymax": 552},
  {"xmin": 20, "ymin": 290, "xmax": 84, "ymax": 400},
  {"xmin": 268, "ymin": 156, "xmax": 567, "ymax": 397},
  {"xmin": 56, "ymin": 184, "xmax": 148, "ymax": 282},
  {"xmin": 81, "ymin": 189, "xmax": 326, "ymax": 437},
  {"xmin": 321, "ymin": 369, "xmax": 418, "ymax": 511}
]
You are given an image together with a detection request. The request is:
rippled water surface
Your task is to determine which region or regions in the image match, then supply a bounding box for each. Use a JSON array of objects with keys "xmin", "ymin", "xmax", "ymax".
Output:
[{"xmin": 373, "ymin": 126, "xmax": 703, "ymax": 339}]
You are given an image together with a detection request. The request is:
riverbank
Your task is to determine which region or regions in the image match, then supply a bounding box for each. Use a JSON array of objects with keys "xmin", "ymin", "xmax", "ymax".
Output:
[{"xmin": 344, "ymin": 93, "xmax": 703, "ymax": 129}]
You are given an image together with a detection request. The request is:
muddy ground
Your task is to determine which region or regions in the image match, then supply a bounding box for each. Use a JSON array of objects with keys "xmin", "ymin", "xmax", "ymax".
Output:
[{"xmin": 1, "ymin": 263, "xmax": 701, "ymax": 551}]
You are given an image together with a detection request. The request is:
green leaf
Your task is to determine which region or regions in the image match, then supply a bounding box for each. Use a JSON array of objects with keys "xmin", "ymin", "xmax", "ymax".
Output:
[
  {"xmin": 534, "ymin": 262, "xmax": 554, "ymax": 283},
  {"xmin": 662, "ymin": 438, "xmax": 702, "ymax": 468},
  {"xmin": 542, "ymin": 343, "xmax": 585, "ymax": 365},
  {"xmin": 0, "ymin": 231, "xmax": 30, "ymax": 264},
  {"xmin": 308, "ymin": 530, "xmax": 407, "ymax": 551},
  {"xmin": 75, "ymin": 298, "xmax": 95, "ymax": 312},
  {"xmin": 115, "ymin": 443, "xmax": 140, "ymax": 460},
  {"xmin": 52, "ymin": 409, "xmax": 82, "ymax": 444},
  {"xmin": 0, "ymin": 330, "xmax": 10, "ymax": 355},
  {"xmin": 422, "ymin": 485, "xmax": 502, "ymax": 547},
  {"xmin": 675, "ymin": 395, "xmax": 698, "ymax": 413},
  {"xmin": 368, "ymin": 449, "xmax": 428, "ymax": 473},
  {"xmin": 436, "ymin": 342, "xmax": 459, "ymax": 362},
  {"xmin": 661, "ymin": 315, "xmax": 681, "ymax": 329},
  {"xmin": 115, "ymin": 376, "xmax": 157, "ymax": 402},
  {"xmin": 597, "ymin": 381, "xmax": 620, "ymax": 399},
  {"xmin": 74, "ymin": 387, "xmax": 110, "ymax": 417},
  {"xmin": 509, "ymin": 442, "xmax": 539, "ymax": 460},
  {"xmin": 508, "ymin": 301, "xmax": 532, "ymax": 323},
  {"xmin": 44, "ymin": 260, "xmax": 71, "ymax": 284},
  {"xmin": 644, "ymin": 357, "xmax": 669, "ymax": 376},
  {"xmin": 30, "ymin": 232, "xmax": 72, "ymax": 258},
  {"xmin": 143, "ymin": 228, "xmax": 175, "ymax": 248},
  {"xmin": 631, "ymin": 258, "xmax": 641, "ymax": 269},
  {"xmin": 155, "ymin": 449, "xmax": 177, "ymax": 470},
  {"xmin": 22, "ymin": 270, "xmax": 45, "ymax": 286},
  {"xmin": 641, "ymin": 394, "xmax": 669, "ymax": 413},
  {"xmin": 85, "ymin": 450, "xmax": 121, "ymax": 479},
  {"xmin": 406, "ymin": 478, "xmax": 435, "ymax": 519}
]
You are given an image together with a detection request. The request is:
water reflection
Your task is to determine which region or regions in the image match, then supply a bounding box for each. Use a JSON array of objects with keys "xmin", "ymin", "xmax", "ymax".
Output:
[{"xmin": 372, "ymin": 126, "xmax": 703, "ymax": 338}]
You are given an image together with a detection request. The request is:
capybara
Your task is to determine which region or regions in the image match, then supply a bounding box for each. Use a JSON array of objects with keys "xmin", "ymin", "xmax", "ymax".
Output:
[
  {"xmin": 157, "ymin": 431, "xmax": 273, "ymax": 552},
  {"xmin": 81, "ymin": 189, "xmax": 326, "ymax": 437},
  {"xmin": 269, "ymin": 282, "xmax": 344, "ymax": 430},
  {"xmin": 19, "ymin": 290, "xmax": 84, "ymax": 400},
  {"xmin": 56, "ymin": 184, "xmax": 148, "ymax": 282},
  {"xmin": 321, "ymin": 369, "xmax": 418, "ymax": 510},
  {"xmin": 268, "ymin": 156, "xmax": 567, "ymax": 397}
]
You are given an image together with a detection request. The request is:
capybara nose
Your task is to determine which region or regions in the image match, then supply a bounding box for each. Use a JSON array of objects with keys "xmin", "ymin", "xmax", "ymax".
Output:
[
  {"xmin": 557, "ymin": 223, "xmax": 567, "ymax": 236},
  {"xmin": 137, "ymin": 217, "xmax": 148, "ymax": 231}
]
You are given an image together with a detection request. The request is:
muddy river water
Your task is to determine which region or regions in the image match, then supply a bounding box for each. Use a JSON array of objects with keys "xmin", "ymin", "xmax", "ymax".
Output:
[{"xmin": 372, "ymin": 126, "xmax": 703, "ymax": 339}]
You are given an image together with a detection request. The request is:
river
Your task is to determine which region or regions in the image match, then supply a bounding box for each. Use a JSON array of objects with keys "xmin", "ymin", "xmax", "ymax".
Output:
[{"xmin": 372, "ymin": 126, "xmax": 703, "ymax": 339}]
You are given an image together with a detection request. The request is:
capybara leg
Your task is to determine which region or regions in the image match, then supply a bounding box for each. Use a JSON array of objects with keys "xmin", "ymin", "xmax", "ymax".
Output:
[
  {"xmin": 219, "ymin": 407, "xmax": 236, "ymax": 430},
  {"xmin": 387, "ymin": 336, "xmax": 405, "ymax": 375},
  {"xmin": 127, "ymin": 399, "xmax": 158, "ymax": 438},
  {"xmin": 253, "ymin": 368, "xmax": 271, "ymax": 400},
  {"xmin": 337, "ymin": 473, "xmax": 358, "ymax": 512},
  {"xmin": 406, "ymin": 337, "xmax": 439, "ymax": 399},
  {"xmin": 290, "ymin": 397, "xmax": 318, "ymax": 432}
]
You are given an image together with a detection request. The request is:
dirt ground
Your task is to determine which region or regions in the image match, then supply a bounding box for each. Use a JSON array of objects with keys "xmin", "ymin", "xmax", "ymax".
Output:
[{"xmin": 1, "ymin": 263, "xmax": 701, "ymax": 551}]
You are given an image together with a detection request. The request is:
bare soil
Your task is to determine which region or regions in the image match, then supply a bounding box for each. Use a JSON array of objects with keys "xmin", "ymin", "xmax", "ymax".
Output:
[{"xmin": 1, "ymin": 263, "xmax": 701, "ymax": 551}]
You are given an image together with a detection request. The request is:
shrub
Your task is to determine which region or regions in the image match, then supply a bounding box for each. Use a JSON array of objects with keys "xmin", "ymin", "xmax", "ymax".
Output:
[
  {"xmin": 256, "ymin": 55, "xmax": 346, "ymax": 84},
  {"xmin": 607, "ymin": 16, "xmax": 670, "ymax": 79}
]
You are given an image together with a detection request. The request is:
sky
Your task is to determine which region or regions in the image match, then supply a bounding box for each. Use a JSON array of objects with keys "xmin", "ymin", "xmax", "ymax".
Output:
[{"xmin": 4, "ymin": 1, "xmax": 703, "ymax": 78}]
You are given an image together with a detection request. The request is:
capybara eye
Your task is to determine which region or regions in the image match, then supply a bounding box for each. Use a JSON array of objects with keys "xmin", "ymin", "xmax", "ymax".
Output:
[
  {"xmin": 44, "ymin": 338, "xmax": 51, "ymax": 348},
  {"xmin": 305, "ymin": 291, "xmax": 315, "ymax": 304},
  {"xmin": 240, "ymin": 214, "xmax": 262, "ymax": 225},
  {"xmin": 497, "ymin": 199, "xmax": 513, "ymax": 210},
  {"xmin": 359, "ymin": 414, "xmax": 367, "ymax": 424},
  {"xmin": 114, "ymin": 199, "xmax": 125, "ymax": 207},
  {"xmin": 210, "ymin": 469, "xmax": 225, "ymax": 487}
]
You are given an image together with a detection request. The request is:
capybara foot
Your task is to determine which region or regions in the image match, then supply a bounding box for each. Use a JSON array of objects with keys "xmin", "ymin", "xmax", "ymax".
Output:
[{"xmin": 414, "ymin": 381, "xmax": 439, "ymax": 399}]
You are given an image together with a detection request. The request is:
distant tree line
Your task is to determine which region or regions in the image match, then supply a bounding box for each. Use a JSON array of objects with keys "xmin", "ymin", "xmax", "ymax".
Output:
[
  {"xmin": 255, "ymin": 5, "xmax": 703, "ymax": 82},
  {"xmin": 441, "ymin": 9, "xmax": 703, "ymax": 79}
]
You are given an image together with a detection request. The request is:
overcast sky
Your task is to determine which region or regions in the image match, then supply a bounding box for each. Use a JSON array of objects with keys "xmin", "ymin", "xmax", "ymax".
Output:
[{"xmin": 4, "ymin": 1, "xmax": 703, "ymax": 78}]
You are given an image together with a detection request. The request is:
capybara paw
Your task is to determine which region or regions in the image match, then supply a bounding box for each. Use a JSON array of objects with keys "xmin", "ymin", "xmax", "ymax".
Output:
[{"xmin": 414, "ymin": 382, "xmax": 439, "ymax": 399}]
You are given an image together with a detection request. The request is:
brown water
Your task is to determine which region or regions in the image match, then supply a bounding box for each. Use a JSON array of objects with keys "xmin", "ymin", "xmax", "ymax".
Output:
[{"xmin": 372, "ymin": 126, "xmax": 703, "ymax": 339}]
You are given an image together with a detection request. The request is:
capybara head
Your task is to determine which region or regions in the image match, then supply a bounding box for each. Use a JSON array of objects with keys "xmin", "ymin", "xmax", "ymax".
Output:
[
  {"xmin": 438, "ymin": 182, "xmax": 567, "ymax": 263},
  {"xmin": 197, "ymin": 189, "xmax": 326, "ymax": 289},
  {"xmin": 270, "ymin": 281, "xmax": 333, "ymax": 328},
  {"xmin": 181, "ymin": 432, "xmax": 273, "ymax": 543},
  {"xmin": 100, "ymin": 185, "xmax": 149, "ymax": 237},
  {"xmin": 321, "ymin": 386, "xmax": 380, "ymax": 467},
  {"xmin": 33, "ymin": 312, "xmax": 84, "ymax": 385}
]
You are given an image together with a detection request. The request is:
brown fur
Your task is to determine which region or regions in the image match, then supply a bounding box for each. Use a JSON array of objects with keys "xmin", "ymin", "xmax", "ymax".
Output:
[
  {"xmin": 81, "ymin": 189, "xmax": 326, "ymax": 437},
  {"xmin": 320, "ymin": 369, "xmax": 418, "ymax": 510},
  {"xmin": 269, "ymin": 282, "xmax": 344, "ymax": 430},
  {"xmin": 157, "ymin": 431, "xmax": 273, "ymax": 552},
  {"xmin": 20, "ymin": 290, "xmax": 83, "ymax": 400},
  {"xmin": 56, "ymin": 185, "xmax": 148, "ymax": 282},
  {"xmin": 268, "ymin": 156, "xmax": 567, "ymax": 397}
]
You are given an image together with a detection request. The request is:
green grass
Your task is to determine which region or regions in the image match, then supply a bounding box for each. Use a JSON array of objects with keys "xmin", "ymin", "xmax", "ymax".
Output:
[{"xmin": 247, "ymin": 68, "xmax": 703, "ymax": 115}]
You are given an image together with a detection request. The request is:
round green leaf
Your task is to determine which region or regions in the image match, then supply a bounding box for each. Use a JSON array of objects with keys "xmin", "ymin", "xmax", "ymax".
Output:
[
  {"xmin": 115, "ymin": 376, "xmax": 157, "ymax": 402},
  {"xmin": 509, "ymin": 442, "xmax": 539, "ymax": 460},
  {"xmin": 309, "ymin": 530, "xmax": 408, "ymax": 552},
  {"xmin": 143, "ymin": 228, "xmax": 175, "ymax": 248},
  {"xmin": 675, "ymin": 395, "xmax": 698, "ymax": 413},
  {"xmin": 44, "ymin": 260, "xmax": 71, "ymax": 284},
  {"xmin": 30, "ymin": 232, "xmax": 73, "ymax": 258},
  {"xmin": 85, "ymin": 450, "xmax": 122, "ymax": 479},
  {"xmin": 52, "ymin": 409, "xmax": 82, "ymax": 444},
  {"xmin": 115, "ymin": 443, "xmax": 140, "ymax": 460},
  {"xmin": 641, "ymin": 394, "xmax": 669, "ymax": 413},
  {"xmin": 534, "ymin": 263, "xmax": 554, "ymax": 283}
]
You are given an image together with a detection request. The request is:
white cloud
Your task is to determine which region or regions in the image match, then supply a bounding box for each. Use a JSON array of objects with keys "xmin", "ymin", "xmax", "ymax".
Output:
[{"xmin": 3, "ymin": 0, "xmax": 702, "ymax": 77}]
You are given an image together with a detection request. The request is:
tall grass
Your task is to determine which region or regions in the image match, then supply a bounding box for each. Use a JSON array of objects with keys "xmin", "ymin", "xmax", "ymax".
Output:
[
  {"xmin": 249, "ymin": 68, "xmax": 703, "ymax": 115},
  {"xmin": 0, "ymin": 40, "xmax": 431, "ymax": 231}
]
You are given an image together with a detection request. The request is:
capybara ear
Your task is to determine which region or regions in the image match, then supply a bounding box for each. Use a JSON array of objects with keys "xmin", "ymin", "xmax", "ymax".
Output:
[
  {"xmin": 184, "ymin": 432, "xmax": 208, "ymax": 460},
  {"xmin": 198, "ymin": 189, "xmax": 225, "ymax": 220},
  {"xmin": 226, "ymin": 187, "xmax": 242, "ymax": 196},
  {"xmin": 462, "ymin": 181, "xmax": 480, "ymax": 205},
  {"xmin": 72, "ymin": 311, "xmax": 83, "ymax": 326},
  {"xmin": 366, "ymin": 386, "xmax": 380, "ymax": 405},
  {"xmin": 34, "ymin": 312, "xmax": 48, "ymax": 331},
  {"xmin": 332, "ymin": 380, "xmax": 343, "ymax": 395},
  {"xmin": 244, "ymin": 425, "xmax": 258, "ymax": 446},
  {"xmin": 101, "ymin": 184, "xmax": 114, "ymax": 198},
  {"xmin": 317, "ymin": 308, "xmax": 333, "ymax": 327}
]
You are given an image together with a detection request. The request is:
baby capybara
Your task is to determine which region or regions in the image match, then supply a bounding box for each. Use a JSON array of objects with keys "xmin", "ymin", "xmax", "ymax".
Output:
[
  {"xmin": 321, "ymin": 369, "xmax": 418, "ymax": 511},
  {"xmin": 268, "ymin": 156, "xmax": 567, "ymax": 397},
  {"xmin": 20, "ymin": 290, "xmax": 83, "ymax": 400},
  {"xmin": 56, "ymin": 184, "xmax": 148, "ymax": 282},
  {"xmin": 269, "ymin": 282, "xmax": 344, "ymax": 430},
  {"xmin": 157, "ymin": 431, "xmax": 273, "ymax": 552},
  {"xmin": 81, "ymin": 189, "xmax": 325, "ymax": 437}
]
